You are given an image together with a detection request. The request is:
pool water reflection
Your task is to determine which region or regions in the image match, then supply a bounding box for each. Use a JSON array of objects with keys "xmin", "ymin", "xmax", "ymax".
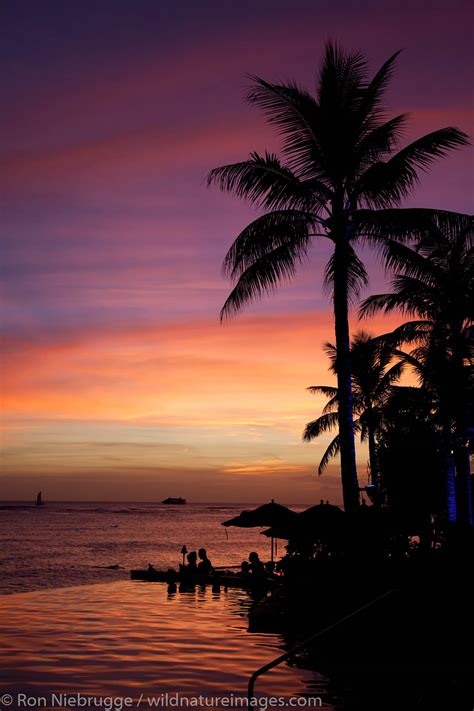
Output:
[{"xmin": 0, "ymin": 581, "xmax": 332, "ymax": 708}]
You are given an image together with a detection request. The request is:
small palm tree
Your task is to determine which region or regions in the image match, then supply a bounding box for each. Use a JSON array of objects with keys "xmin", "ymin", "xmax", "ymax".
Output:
[
  {"xmin": 360, "ymin": 210, "xmax": 474, "ymax": 524},
  {"xmin": 303, "ymin": 332, "xmax": 404, "ymax": 487},
  {"xmin": 207, "ymin": 42, "xmax": 468, "ymax": 512}
]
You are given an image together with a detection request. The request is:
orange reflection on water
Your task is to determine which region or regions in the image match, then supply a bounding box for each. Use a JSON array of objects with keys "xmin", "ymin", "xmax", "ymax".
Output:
[{"xmin": 0, "ymin": 581, "xmax": 331, "ymax": 707}]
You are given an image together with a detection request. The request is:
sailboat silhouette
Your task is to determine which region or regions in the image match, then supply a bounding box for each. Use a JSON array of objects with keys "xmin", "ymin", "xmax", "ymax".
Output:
[{"xmin": 36, "ymin": 491, "xmax": 45, "ymax": 506}]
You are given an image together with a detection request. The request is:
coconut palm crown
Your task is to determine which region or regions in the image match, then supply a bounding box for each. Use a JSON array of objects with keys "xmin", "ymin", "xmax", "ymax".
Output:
[{"xmin": 207, "ymin": 42, "xmax": 469, "ymax": 512}]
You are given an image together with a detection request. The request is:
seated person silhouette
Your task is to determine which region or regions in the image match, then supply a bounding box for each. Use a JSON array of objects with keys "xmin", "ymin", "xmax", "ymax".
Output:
[
  {"xmin": 248, "ymin": 551, "xmax": 265, "ymax": 578},
  {"xmin": 197, "ymin": 548, "xmax": 213, "ymax": 575},
  {"xmin": 180, "ymin": 550, "xmax": 198, "ymax": 575}
]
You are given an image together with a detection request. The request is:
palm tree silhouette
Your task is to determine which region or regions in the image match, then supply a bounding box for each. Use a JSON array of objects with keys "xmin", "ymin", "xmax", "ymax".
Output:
[
  {"xmin": 303, "ymin": 332, "xmax": 404, "ymax": 488},
  {"xmin": 360, "ymin": 210, "xmax": 473, "ymax": 524},
  {"xmin": 376, "ymin": 383, "xmax": 446, "ymax": 525},
  {"xmin": 207, "ymin": 42, "xmax": 468, "ymax": 512}
]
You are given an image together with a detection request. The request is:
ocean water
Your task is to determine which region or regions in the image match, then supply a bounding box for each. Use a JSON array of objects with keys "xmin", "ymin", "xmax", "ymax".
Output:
[
  {"xmin": 0, "ymin": 501, "xmax": 304, "ymax": 595},
  {"xmin": 0, "ymin": 502, "xmax": 333, "ymax": 709}
]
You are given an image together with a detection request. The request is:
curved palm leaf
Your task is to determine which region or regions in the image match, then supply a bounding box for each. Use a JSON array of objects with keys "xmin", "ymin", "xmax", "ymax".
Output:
[
  {"xmin": 307, "ymin": 385, "xmax": 339, "ymax": 415},
  {"xmin": 383, "ymin": 241, "xmax": 440, "ymax": 284},
  {"xmin": 356, "ymin": 128, "xmax": 469, "ymax": 208},
  {"xmin": 353, "ymin": 208, "xmax": 472, "ymax": 247},
  {"xmin": 303, "ymin": 412, "xmax": 340, "ymax": 441},
  {"xmin": 247, "ymin": 78, "xmax": 325, "ymax": 180},
  {"xmin": 207, "ymin": 151, "xmax": 327, "ymax": 211},
  {"xmin": 352, "ymin": 115, "xmax": 408, "ymax": 174},
  {"xmin": 307, "ymin": 385, "xmax": 338, "ymax": 397},
  {"xmin": 318, "ymin": 434, "xmax": 341, "ymax": 474},
  {"xmin": 220, "ymin": 241, "xmax": 309, "ymax": 320},
  {"xmin": 223, "ymin": 209, "xmax": 317, "ymax": 279},
  {"xmin": 376, "ymin": 360, "xmax": 405, "ymax": 395},
  {"xmin": 356, "ymin": 51, "xmax": 401, "ymax": 129},
  {"xmin": 377, "ymin": 321, "xmax": 433, "ymax": 349}
]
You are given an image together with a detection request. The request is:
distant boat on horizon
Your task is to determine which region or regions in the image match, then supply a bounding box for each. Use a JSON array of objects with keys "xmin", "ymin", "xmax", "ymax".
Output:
[
  {"xmin": 161, "ymin": 497, "xmax": 186, "ymax": 505},
  {"xmin": 35, "ymin": 491, "xmax": 45, "ymax": 506}
]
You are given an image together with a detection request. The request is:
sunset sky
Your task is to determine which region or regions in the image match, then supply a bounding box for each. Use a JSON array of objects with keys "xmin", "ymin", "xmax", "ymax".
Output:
[{"xmin": 1, "ymin": 0, "xmax": 473, "ymax": 503}]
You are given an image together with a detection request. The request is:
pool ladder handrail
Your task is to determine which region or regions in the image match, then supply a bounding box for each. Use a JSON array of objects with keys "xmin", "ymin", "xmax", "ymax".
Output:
[{"xmin": 248, "ymin": 588, "xmax": 396, "ymax": 702}]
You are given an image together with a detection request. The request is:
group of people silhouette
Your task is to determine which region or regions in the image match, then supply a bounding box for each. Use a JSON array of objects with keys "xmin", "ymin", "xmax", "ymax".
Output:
[
  {"xmin": 147, "ymin": 549, "xmax": 276, "ymax": 591},
  {"xmin": 180, "ymin": 549, "xmax": 272, "ymax": 580},
  {"xmin": 181, "ymin": 548, "xmax": 213, "ymax": 575}
]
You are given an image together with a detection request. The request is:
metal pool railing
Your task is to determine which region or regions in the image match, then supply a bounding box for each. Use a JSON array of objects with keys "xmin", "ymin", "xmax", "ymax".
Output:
[{"xmin": 247, "ymin": 588, "xmax": 396, "ymax": 702}]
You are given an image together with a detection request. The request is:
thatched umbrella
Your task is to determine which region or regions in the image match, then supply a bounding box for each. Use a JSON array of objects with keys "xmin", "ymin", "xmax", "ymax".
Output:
[{"xmin": 222, "ymin": 500, "xmax": 297, "ymax": 560}]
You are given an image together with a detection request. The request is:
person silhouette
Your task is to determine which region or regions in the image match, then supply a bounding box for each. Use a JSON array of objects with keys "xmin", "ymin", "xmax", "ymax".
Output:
[
  {"xmin": 248, "ymin": 552, "xmax": 265, "ymax": 578},
  {"xmin": 197, "ymin": 548, "xmax": 213, "ymax": 574},
  {"xmin": 178, "ymin": 551, "xmax": 197, "ymax": 588},
  {"xmin": 186, "ymin": 551, "xmax": 198, "ymax": 570}
]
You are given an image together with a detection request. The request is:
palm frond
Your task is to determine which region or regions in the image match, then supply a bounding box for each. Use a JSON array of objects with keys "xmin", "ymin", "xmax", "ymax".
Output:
[
  {"xmin": 390, "ymin": 275, "xmax": 438, "ymax": 317},
  {"xmin": 376, "ymin": 321, "xmax": 433, "ymax": 348},
  {"xmin": 392, "ymin": 350, "xmax": 426, "ymax": 385},
  {"xmin": 359, "ymin": 293, "xmax": 395, "ymax": 318},
  {"xmin": 383, "ymin": 241, "xmax": 440, "ymax": 285},
  {"xmin": 316, "ymin": 42, "xmax": 371, "ymax": 184},
  {"xmin": 222, "ymin": 210, "xmax": 316, "ymax": 278},
  {"xmin": 307, "ymin": 385, "xmax": 338, "ymax": 414},
  {"xmin": 353, "ymin": 114, "xmax": 407, "ymax": 171},
  {"xmin": 353, "ymin": 208, "xmax": 472, "ymax": 247},
  {"xmin": 352, "ymin": 207, "xmax": 438, "ymax": 245},
  {"xmin": 416, "ymin": 211, "xmax": 473, "ymax": 252},
  {"xmin": 359, "ymin": 279, "xmax": 436, "ymax": 318},
  {"xmin": 322, "ymin": 395, "xmax": 339, "ymax": 414},
  {"xmin": 307, "ymin": 385, "xmax": 338, "ymax": 397},
  {"xmin": 318, "ymin": 41, "xmax": 367, "ymax": 112},
  {"xmin": 355, "ymin": 128, "xmax": 470, "ymax": 208},
  {"xmin": 302, "ymin": 412, "xmax": 339, "ymax": 441},
  {"xmin": 377, "ymin": 360, "xmax": 405, "ymax": 392},
  {"xmin": 356, "ymin": 51, "xmax": 401, "ymax": 128},
  {"xmin": 220, "ymin": 242, "xmax": 308, "ymax": 320},
  {"xmin": 317, "ymin": 434, "xmax": 341, "ymax": 475},
  {"xmin": 247, "ymin": 77, "xmax": 325, "ymax": 180},
  {"xmin": 207, "ymin": 151, "xmax": 325, "ymax": 211}
]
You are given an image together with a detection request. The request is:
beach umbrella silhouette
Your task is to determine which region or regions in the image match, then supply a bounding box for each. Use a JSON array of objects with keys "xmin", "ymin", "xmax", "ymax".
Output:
[
  {"xmin": 262, "ymin": 500, "xmax": 345, "ymax": 542},
  {"xmin": 222, "ymin": 500, "xmax": 297, "ymax": 561}
]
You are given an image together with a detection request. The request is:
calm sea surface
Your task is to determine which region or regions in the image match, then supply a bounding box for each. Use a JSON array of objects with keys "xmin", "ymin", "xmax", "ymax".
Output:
[
  {"xmin": 0, "ymin": 502, "xmax": 333, "ymax": 709},
  {"xmin": 0, "ymin": 501, "xmax": 307, "ymax": 594}
]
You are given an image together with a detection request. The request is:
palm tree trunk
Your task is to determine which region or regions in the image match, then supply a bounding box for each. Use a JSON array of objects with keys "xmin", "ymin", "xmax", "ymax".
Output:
[
  {"xmin": 368, "ymin": 423, "xmax": 378, "ymax": 487},
  {"xmin": 333, "ymin": 238, "xmax": 360, "ymax": 512}
]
